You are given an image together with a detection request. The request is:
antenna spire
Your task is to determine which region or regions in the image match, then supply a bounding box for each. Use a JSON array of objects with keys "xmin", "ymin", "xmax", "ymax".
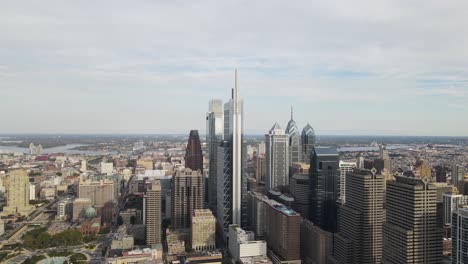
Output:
[{"xmin": 291, "ymin": 106, "xmax": 293, "ymax": 120}]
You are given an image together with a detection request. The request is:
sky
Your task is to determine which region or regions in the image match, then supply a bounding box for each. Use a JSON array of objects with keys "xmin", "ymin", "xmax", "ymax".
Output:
[{"xmin": 1, "ymin": 1, "xmax": 468, "ymax": 136}]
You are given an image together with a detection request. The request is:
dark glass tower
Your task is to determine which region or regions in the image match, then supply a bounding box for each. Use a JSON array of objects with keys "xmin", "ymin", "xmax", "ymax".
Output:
[
  {"xmin": 309, "ymin": 147, "xmax": 339, "ymax": 233},
  {"xmin": 301, "ymin": 123, "xmax": 316, "ymax": 163},
  {"xmin": 185, "ymin": 130, "xmax": 203, "ymax": 172}
]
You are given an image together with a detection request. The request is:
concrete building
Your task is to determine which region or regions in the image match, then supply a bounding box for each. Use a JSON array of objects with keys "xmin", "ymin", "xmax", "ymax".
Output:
[
  {"xmin": 78, "ymin": 179, "xmax": 114, "ymax": 206},
  {"xmin": 382, "ymin": 176, "xmax": 443, "ymax": 264},
  {"xmin": 329, "ymin": 168, "xmax": 384, "ymax": 264},
  {"xmin": 81, "ymin": 159, "xmax": 87, "ymax": 172},
  {"xmin": 300, "ymin": 219, "xmax": 333, "ymax": 264},
  {"xmin": 100, "ymin": 162, "xmax": 114, "ymax": 174},
  {"xmin": 3, "ymin": 169, "xmax": 33, "ymax": 216},
  {"xmin": 309, "ymin": 147, "xmax": 339, "ymax": 233},
  {"xmin": 111, "ymin": 227, "xmax": 135, "ymax": 250},
  {"xmin": 29, "ymin": 183, "xmax": 36, "ymax": 201},
  {"xmin": 144, "ymin": 180, "xmax": 162, "ymax": 246},
  {"xmin": 207, "ymin": 99, "xmax": 224, "ymax": 217},
  {"xmin": 452, "ymin": 164, "xmax": 466, "ymax": 191},
  {"xmin": 338, "ymin": 160, "xmax": 357, "ymax": 204},
  {"xmin": 107, "ymin": 247, "xmax": 162, "ymax": 264},
  {"xmin": 290, "ymin": 162, "xmax": 310, "ymax": 175},
  {"xmin": 265, "ymin": 123, "xmax": 289, "ymax": 191},
  {"xmin": 191, "ymin": 209, "xmax": 216, "ymax": 251},
  {"xmin": 172, "ymin": 168, "xmax": 204, "ymax": 229},
  {"xmin": 228, "ymin": 225, "xmax": 267, "ymax": 263},
  {"xmin": 247, "ymin": 192, "xmax": 268, "ymax": 239},
  {"xmin": 256, "ymin": 154, "xmax": 266, "ymax": 184},
  {"xmin": 137, "ymin": 159, "xmax": 154, "ymax": 170},
  {"xmin": 0, "ymin": 219, "xmax": 4, "ymax": 236},
  {"xmin": 72, "ymin": 198, "xmax": 92, "ymax": 222},
  {"xmin": 264, "ymin": 197, "xmax": 301, "ymax": 263},
  {"xmin": 290, "ymin": 173, "xmax": 310, "ymax": 219},
  {"xmin": 452, "ymin": 207, "xmax": 468, "ymax": 263},
  {"xmin": 285, "ymin": 108, "xmax": 301, "ymax": 167},
  {"xmin": 443, "ymin": 193, "xmax": 465, "ymax": 226},
  {"xmin": 57, "ymin": 199, "xmax": 71, "ymax": 220}
]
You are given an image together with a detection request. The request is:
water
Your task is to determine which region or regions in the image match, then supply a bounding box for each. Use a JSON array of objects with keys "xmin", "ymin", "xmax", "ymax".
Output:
[
  {"xmin": 0, "ymin": 144, "xmax": 116, "ymax": 155},
  {"xmin": 338, "ymin": 145, "xmax": 411, "ymax": 152}
]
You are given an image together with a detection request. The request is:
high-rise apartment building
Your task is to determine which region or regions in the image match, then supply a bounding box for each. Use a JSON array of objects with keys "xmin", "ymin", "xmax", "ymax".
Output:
[
  {"xmin": 144, "ymin": 180, "xmax": 162, "ymax": 246},
  {"xmin": 191, "ymin": 209, "xmax": 216, "ymax": 251},
  {"xmin": 452, "ymin": 207, "xmax": 468, "ymax": 263},
  {"xmin": 330, "ymin": 168, "xmax": 384, "ymax": 264},
  {"xmin": 265, "ymin": 122, "xmax": 289, "ymax": 191},
  {"xmin": 301, "ymin": 123, "xmax": 316, "ymax": 163},
  {"xmin": 3, "ymin": 169, "xmax": 32, "ymax": 216},
  {"xmin": 171, "ymin": 168, "xmax": 204, "ymax": 229},
  {"xmin": 338, "ymin": 161, "xmax": 357, "ymax": 204},
  {"xmin": 382, "ymin": 176, "xmax": 443, "ymax": 263},
  {"xmin": 216, "ymin": 70, "xmax": 247, "ymax": 234},
  {"xmin": 207, "ymin": 99, "xmax": 224, "ymax": 216},
  {"xmin": 285, "ymin": 108, "xmax": 301, "ymax": 167},
  {"xmin": 185, "ymin": 130, "xmax": 203, "ymax": 172},
  {"xmin": 309, "ymin": 147, "xmax": 339, "ymax": 233},
  {"xmin": 264, "ymin": 198, "xmax": 302, "ymax": 264}
]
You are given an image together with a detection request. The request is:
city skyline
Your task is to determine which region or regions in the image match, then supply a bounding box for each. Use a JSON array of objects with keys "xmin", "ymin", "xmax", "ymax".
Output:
[{"xmin": 1, "ymin": 1, "xmax": 468, "ymax": 136}]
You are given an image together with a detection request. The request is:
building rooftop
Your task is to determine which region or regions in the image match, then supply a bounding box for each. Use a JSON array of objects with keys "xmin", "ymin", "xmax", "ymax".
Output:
[{"xmin": 314, "ymin": 147, "xmax": 338, "ymax": 156}]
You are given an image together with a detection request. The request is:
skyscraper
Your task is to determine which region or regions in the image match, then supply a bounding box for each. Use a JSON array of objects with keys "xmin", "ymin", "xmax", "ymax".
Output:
[
  {"xmin": 309, "ymin": 147, "xmax": 339, "ymax": 233},
  {"xmin": 329, "ymin": 168, "xmax": 384, "ymax": 264},
  {"xmin": 338, "ymin": 161, "xmax": 357, "ymax": 204},
  {"xmin": 207, "ymin": 99, "xmax": 224, "ymax": 215},
  {"xmin": 285, "ymin": 107, "xmax": 301, "ymax": 168},
  {"xmin": 301, "ymin": 123, "xmax": 316, "ymax": 163},
  {"xmin": 382, "ymin": 176, "xmax": 443, "ymax": 263},
  {"xmin": 185, "ymin": 130, "xmax": 203, "ymax": 172},
  {"xmin": 452, "ymin": 164, "xmax": 465, "ymax": 190},
  {"xmin": 3, "ymin": 169, "xmax": 32, "ymax": 216},
  {"xmin": 265, "ymin": 122, "xmax": 289, "ymax": 191},
  {"xmin": 171, "ymin": 168, "xmax": 204, "ymax": 229},
  {"xmin": 191, "ymin": 209, "xmax": 216, "ymax": 252},
  {"xmin": 216, "ymin": 70, "xmax": 247, "ymax": 234},
  {"xmin": 452, "ymin": 207, "xmax": 468, "ymax": 263},
  {"xmin": 144, "ymin": 180, "xmax": 162, "ymax": 246}
]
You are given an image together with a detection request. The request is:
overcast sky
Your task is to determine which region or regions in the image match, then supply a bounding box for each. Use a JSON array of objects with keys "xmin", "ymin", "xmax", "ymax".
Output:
[{"xmin": 1, "ymin": 1, "xmax": 468, "ymax": 136}]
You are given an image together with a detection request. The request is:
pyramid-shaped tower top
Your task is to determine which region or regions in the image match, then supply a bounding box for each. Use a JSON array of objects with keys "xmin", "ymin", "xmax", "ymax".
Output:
[
  {"xmin": 302, "ymin": 123, "xmax": 315, "ymax": 135},
  {"xmin": 270, "ymin": 122, "xmax": 282, "ymax": 131},
  {"xmin": 286, "ymin": 106, "xmax": 299, "ymax": 135}
]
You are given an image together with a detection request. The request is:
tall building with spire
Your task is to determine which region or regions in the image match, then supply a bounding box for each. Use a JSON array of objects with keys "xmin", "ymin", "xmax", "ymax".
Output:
[
  {"xmin": 206, "ymin": 100, "xmax": 224, "ymax": 215},
  {"xmin": 285, "ymin": 107, "xmax": 301, "ymax": 168},
  {"xmin": 265, "ymin": 122, "xmax": 289, "ymax": 191},
  {"xmin": 185, "ymin": 130, "xmax": 203, "ymax": 172},
  {"xmin": 217, "ymin": 70, "xmax": 247, "ymax": 235},
  {"xmin": 301, "ymin": 123, "xmax": 316, "ymax": 163}
]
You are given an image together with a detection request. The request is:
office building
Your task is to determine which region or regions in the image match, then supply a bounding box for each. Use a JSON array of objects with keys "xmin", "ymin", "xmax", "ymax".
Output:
[
  {"xmin": 100, "ymin": 162, "xmax": 114, "ymax": 174},
  {"xmin": 453, "ymin": 164, "xmax": 465, "ymax": 190},
  {"xmin": 78, "ymin": 180, "xmax": 114, "ymax": 206},
  {"xmin": 144, "ymin": 180, "xmax": 162, "ymax": 246},
  {"xmin": 290, "ymin": 162, "xmax": 310, "ymax": 175},
  {"xmin": 3, "ymin": 169, "xmax": 32, "ymax": 216},
  {"xmin": 301, "ymin": 123, "xmax": 316, "ymax": 162},
  {"xmin": 285, "ymin": 107, "xmax": 301, "ymax": 167},
  {"xmin": 290, "ymin": 173, "xmax": 310, "ymax": 219},
  {"xmin": 301, "ymin": 219, "xmax": 333, "ymax": 264},
  {"xmin": 185, "ymin": 130, "xmax": 203, "ymax": 172},
  {"xmin": 264, "ymin": 198, "xmax": 301, "ymax": 264},
  {"xmin": 72, "ymin": 198, "xmax": 92, "ymax": 222},
  {"xmin": 228, "ymin": 224, "xmax": 267, "ymax": 263},
  {"xmin": 81, "ymin": 159, "xmax": 87, "ymax": 171},
  {"xmin": 207, "ymin": 99, "xmax": 224, "ymax": 215},
  {"xmin": 217, "ymin": 70, "xmax": 247, "ymax": 234},
  {"xmin": 309, "ymin": 147, "xmax": 339, "ymax": 233},
  {"xmin": 29, "ymin": 183, "xmax": 36, "ymax": 201},
  {"xmin": 452, "ymin": 208, "xmax": 468, "ymax": 263},
  {"xmin": 256, "ymin": 154, "xmax": 266, "ymax": 183},
  {"xmin": 443, "ymin": 193, "xmax": 465, "ymax": 226},
  {"xmin": 137, "ymin": 159, "xmax": 154, "ymax": 170},
  {"xmin": 330, "ymin": 168, "xmax": 384, "ymax": 264},
  {"xmin": 172, "ymin": 168, "xmax": 204, "ymax": 229},
  {"xmin": 382, "ymin": 176, "xmax": 443, "ymax": 263},
  {"xmin": 338, "ymin": 161, "xmax": 357, "ymax": 204},
  {"xmin": 247, "ymin": 192, "xmax": 267, "ymax": 239},
  {"xmin": 265, "ymin": 122, "xmax": 289, "ymax": 191},
  {"xmin": 191, "ymin": 209, "xmax": 216, "ymax": 251}
]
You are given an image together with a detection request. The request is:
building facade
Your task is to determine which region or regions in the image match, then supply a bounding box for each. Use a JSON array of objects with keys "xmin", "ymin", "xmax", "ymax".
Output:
[
  {"xmin": 191, "ymin": 209, "xmax": 216, "ymax": 251},
  {"xmin": 382, "ymin": 176, "xmax": 443, "ymax": 264},
  {"xmin": 338, "ymin": 160, "xmax": 357, "ymax": 204},
  {"xmin": 144, "ymin": 180, "xmax": 162, "ymax": 246},
  {"xmin": 265, "ymin": 123, "xmax": 289, "ymax": 191},
  {"xmin": 301, "ymin": 123, "xmax": 316, "ymax": 163},
  {"xmin": 185, "ymin": 130, "xmax": 203, "ymax": 172},
  {"xmin": 330, "ymin": 168, "xmax": 384, "ymax": 264},
  {"xmin": 300, "ymin": 219, "xmax": 333, "ymax": 264},
  {"xmin": 207, "ymin": 99, "xmax": 224, "ymax": 216},
  {"xmin": 285, "ymin": 108, "xmax": 301, "ymax": 168},
  {"xmin": 309, "ymin": 147, "xmax": 339, "ymax": 233},
  {"xmin": 171, "ymin": 168, "xmax": 204, "ymax": 229},
  {"xmin": 3, "ymin": 169, "xmax": 32, "ymax": 216},
  {"xmin": 290, "ymin": 173, "xmax": 310, "ymax": 219},
  {"xmin": 452, "ymin": 208, "xmax": 468, "ymax": 263}
]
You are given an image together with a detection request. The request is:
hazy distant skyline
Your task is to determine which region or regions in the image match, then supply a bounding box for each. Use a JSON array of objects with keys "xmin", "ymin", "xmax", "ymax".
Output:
[{"xmin": 1, "ymin": 1, "xmax": 468, "ymax": 136}]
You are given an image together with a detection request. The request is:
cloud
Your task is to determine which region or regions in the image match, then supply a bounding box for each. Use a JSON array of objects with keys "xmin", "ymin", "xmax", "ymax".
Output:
[{"xmin": 1, "ymin": 0, "xmax": 468, "ymax": 135}]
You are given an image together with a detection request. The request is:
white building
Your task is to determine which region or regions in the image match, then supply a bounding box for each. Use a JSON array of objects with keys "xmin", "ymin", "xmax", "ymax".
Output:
[
  {"xmin": 29, "ymin": 183, "xmax": 36, "ymax": 201},
  {"xmin": 339, "ymin": 161, "xmax": 357, "ymax": 204},
  {"xmin": 100, "ymin": 162, "xmax": 114, "ymax": 175},
  {"xmin": 228, "ymin": 225, "xmax": 267, "ymax": 262},
  {"xmin": 81, "ymin": 160, "xmax": 87, "ymax": 172},
  {"xmin": 443, "ymin": 193, "xmax": 466, "ymax": 226}
]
